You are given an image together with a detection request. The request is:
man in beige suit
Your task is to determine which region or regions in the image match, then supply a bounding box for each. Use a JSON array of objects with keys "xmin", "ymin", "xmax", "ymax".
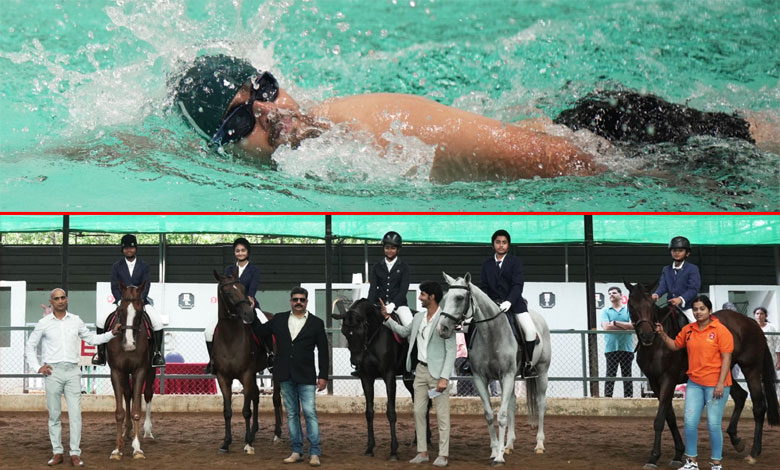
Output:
[{"xmin": 382, "ymin": 281, "xmax": 456, "ymax": 467}]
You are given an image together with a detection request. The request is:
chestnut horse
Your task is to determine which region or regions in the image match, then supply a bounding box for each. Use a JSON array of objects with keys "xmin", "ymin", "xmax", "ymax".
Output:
[
  {"xmin": 212, "ymin": 271, "xmax": 282, "ymax": 454},
  {"xmin": 626, "ymin": 281, "xmax": 779, "ymax": 468},
  {"xmin": 106, "ymin": 281, "xmax": 155, "ymax": 460}
]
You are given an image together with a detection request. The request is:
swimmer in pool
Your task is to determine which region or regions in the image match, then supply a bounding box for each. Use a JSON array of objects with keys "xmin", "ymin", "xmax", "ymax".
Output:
[{"xmin": 173, "ymin": 55, "xmax": 778, "ymax": 183}]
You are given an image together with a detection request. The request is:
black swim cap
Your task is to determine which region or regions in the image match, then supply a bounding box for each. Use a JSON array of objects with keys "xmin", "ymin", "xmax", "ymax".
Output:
[{"xmin": 174, "ymin": 55, "xmax": 257, "ymax": 140}]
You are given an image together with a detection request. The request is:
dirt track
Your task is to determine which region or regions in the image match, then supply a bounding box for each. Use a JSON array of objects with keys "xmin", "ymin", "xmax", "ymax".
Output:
[{"xmin": 1, "ymin": 411, "xmax": 777, "ymax": 469}]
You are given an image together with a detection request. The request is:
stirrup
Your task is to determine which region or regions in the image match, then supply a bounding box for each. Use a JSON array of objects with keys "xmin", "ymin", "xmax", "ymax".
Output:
[
  {"xmin": 152, "ymin": 352, "xmax": 165, "ymax": 368},
  {"xmin": 523, "ymin": 362, "xmax": 539, "ymax": 379},
  {"xmin": 91, "ymin": 352, "xmax": 106, "ymax": 366}
]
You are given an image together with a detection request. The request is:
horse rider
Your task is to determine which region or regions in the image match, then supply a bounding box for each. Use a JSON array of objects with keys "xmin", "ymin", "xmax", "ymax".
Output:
[
  {"xmin": 92, "ymin": 234, "xmax": 165, "ymax": 367},
  {"xmin": 352, "ymin": 231, "xmax": 414, "ymax": 377},
  {"xmin": 480, "ymin": 229, "xmax": 539, "ymax": 378},
  {"xmin": 652, "ymin": 236, "xmax": 701, "ymax": 325},
  {"xmin": 203, "ymin": 237, "xmax": 274, "ymax": 375}
]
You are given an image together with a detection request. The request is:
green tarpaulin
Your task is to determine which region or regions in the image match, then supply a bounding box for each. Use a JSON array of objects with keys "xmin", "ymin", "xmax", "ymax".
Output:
[{"xmin": 1, "ymin": 215, "xmax": 778, "ymax": 245}]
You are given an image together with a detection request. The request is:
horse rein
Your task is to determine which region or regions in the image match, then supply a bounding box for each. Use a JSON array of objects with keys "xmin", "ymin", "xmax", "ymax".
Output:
[
  {"xmin": 343, "ymin": 304, "xmax": 382, "ymax": 355},
  {"xmin": 440, "ymin": 284, "xmax": 504, "ymax": 326},
  {"xmin": 632, "ymin": 300, "xmax": 676, "ymax": 351}
]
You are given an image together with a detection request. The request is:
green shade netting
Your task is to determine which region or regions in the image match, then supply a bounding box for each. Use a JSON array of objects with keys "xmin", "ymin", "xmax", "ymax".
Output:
[{"xmin": 1, "ymin": 215, "xmax": 777, "ymax": 245}]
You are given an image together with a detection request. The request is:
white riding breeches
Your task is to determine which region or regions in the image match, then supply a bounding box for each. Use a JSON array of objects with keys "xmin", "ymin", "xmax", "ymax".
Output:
[
  {"xmin": 96, "ymin": 304, "xmax": 163, "ymax": 331},
  {"xmin": 396, "ymin": 306, "xmax": 413, "ymax": 327},
  {"xmin": 204, "ymin": 308, "xmax": 267, "ymax": 342},
  {"xmin": 515, "ymin": 311, "xmax": 538, "ymax": 342}
]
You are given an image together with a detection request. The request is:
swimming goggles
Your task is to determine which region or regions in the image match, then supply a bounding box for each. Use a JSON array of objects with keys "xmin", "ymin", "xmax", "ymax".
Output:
[{"xmin": 210, "ymin": 71, "xmax": 280, "ymax": 146}]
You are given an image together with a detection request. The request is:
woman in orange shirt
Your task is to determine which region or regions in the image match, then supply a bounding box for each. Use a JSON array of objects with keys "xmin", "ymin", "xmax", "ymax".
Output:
[{"xmin": 656, "ymin": 295, "xmax": 733, "ymax": 470}]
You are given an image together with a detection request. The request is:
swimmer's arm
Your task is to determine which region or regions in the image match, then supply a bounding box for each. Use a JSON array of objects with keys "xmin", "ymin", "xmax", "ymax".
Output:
[{"xmin": 428, "ymin": 123, "xmax": 601, "ymax": 182}]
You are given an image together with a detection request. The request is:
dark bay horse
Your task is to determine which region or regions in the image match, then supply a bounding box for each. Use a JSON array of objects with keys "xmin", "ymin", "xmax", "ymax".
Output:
[
  {"xmin": 332, "ymin": 298, "xmax": 422, "ymax": 460},
  {"xmin": 106, "ymin": 281, "xmax": 155, "ymax": 460},
  {"xmin": 212, "ymin": 271, "xmax": 282, "ymax": 454},
  {"xmin": 438, "ymin": 273, "xmax": 551, "ymax": 466},
  {"xmin": 626, "ymin": 281, "xmax": 779, "ymax": 468}
]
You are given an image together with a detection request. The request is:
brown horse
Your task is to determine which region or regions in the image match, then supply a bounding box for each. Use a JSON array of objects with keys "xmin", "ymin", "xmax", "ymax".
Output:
[
  {"xmin": 626, "ymin": 281, "xmax": 779, "ymax": 468},
  {"xmin": 106, "ymin": 281, "xmax": 155, "ymax": 460},
  {"xmin": 212, "ymin": 271, "xmax": 282, "ymax": 454}
]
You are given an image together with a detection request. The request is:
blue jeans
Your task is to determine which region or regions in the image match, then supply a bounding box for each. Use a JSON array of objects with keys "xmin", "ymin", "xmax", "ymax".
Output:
[
  {"xmin": 684, "ymin": 380, "xmax": 730, "ymax": 461},
  {"xmin": 280, "ymin": 381, "xmax": 320, "ymax": 456}
]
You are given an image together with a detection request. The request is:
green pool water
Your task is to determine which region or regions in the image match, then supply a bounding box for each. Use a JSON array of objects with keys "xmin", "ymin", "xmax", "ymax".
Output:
[{"xmin": 1, "ymin": 0, "xmax": 778, "ymax": 211}]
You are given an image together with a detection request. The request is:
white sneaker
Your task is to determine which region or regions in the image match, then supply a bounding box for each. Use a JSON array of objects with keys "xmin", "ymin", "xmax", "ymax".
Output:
[
  {"xmin": 681, "ymin": 458, "xmax": 699, "ymax": 470},
  {"xmin": 709, "ymin": 463, "xmax": 722, "ymax": 470},
  {"xmin": 283, "ymin": 452, "xmax": 303, "ymax": 463},
  {"xmin": 433, "ymin": 455, "xmax": 448, "ymax": 467},
  {"xmin": 409, "ymin": 454, "xmax": 429, "ymax": 464}
]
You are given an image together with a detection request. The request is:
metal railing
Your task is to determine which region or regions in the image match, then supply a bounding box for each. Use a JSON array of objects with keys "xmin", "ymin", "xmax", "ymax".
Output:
[{"xmin": 2, "ymin": 326, "xmax": 777, "ymax": 398}]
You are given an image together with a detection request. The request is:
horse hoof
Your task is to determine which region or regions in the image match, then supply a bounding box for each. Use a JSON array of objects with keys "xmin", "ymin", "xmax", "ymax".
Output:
[
  {"xmin": 273, "ymin": 435, "xmax": 282, "ymax": 444},
  {"xmin": 744, "ymin": 455, "xmax": 756, "ymax": 465},
  {"xmin": 734, "ymin": 440, "xmax": 745, "ymax": 453},
  {"xmin": 491, "ymin": 460, "xmax": 505, "ymax": 467},
  {"xmin": 218, "ymin": 447, "xmax": 229, "ymax": 454},
  {"xmin": 244, "ymin": 445, "xmax": 255, "ymax": 455},
  {"xmin": 387, "ymin": 454, "xmax": 397, "ymax": 461},
  {"xmin": 133, "ymin": 451, "xmax": 145, "ymax": 460},
  {"xmin": 535, "ymin": 448, "xmax": 545, "ymax": 454},
  {"xmin": 670, "ymin": 461, "xmax": 683, "ymax": 468},
  {"xmin": 109, "ymin": 451, "xmax": 122, "ymax": 461},
  {"xmin": 643, "ymin": 464, "xmax": 658, "ymax": 470},
  {"xmin": 504, "ymin": 448, "xmax": 512, "ymax": 455}
]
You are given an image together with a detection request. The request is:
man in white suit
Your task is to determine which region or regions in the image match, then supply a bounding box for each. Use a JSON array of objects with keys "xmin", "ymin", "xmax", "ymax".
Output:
[{"xmin": 382, "ymin": 281, "xmax": 456, "ymax": 468}]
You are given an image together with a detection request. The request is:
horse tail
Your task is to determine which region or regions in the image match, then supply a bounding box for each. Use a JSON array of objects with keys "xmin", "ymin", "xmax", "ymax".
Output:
[
  {"xmin": 762, "ymin": 344, "xmax": 779, "ymax": 426},
  {"xmin": 526, "ymin": 377, "xmax": 539, "ymax": 428}
]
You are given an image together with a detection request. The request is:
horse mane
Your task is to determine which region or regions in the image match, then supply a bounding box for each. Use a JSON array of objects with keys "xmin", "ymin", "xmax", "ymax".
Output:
[
  {"xmin": 465, "ymin": 280, "xmax": 501, "ymax": 317},
  {"xmin": 352, "ymin": 298, "xmax": 384, "ymax": 329}
]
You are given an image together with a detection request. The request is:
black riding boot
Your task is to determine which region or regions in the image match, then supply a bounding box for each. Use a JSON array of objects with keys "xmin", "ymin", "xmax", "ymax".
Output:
[
  {"xmin": 91, "ymin": 328, "xmax": 107, "ymax": 365},
  {"xmin": 203, "ymin": 341, "xmax": 215, "ymax": 374},
  {"xmin": 152, "ymin": 330, "xmax": 166, "ymax": 367},
  {"xmin": 522, "ymin": 338, "xmax": 539, "ymax": 379}
]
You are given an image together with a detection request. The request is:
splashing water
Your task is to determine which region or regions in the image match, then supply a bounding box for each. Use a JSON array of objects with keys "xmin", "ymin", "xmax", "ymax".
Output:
[{"xmin": 1, "ymin": 0, "xmax": 778, "ymax": 211}]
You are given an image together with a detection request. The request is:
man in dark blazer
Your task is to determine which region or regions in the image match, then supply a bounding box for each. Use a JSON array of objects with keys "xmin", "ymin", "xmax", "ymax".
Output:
[
  {"xmin": 252, "ymin": 287, "xmax": 328, "ymax": 467},
  {"xmin": 479, "ymin": 229, "xmax": 538, "ymax": 378},
  {"xmin": 92, "ymin": 234, "xmax": 165, "ymax": 367}
]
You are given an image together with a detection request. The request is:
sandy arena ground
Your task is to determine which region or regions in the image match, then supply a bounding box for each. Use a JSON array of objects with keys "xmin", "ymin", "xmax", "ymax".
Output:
[{"xmin": 1, "ymin": 410, "xmax": 778, "ymax": 469}]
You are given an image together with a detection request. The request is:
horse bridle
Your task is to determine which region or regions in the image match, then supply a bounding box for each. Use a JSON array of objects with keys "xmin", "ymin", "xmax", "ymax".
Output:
[
  {"xmin": 118, "ymin": 297, "xmax": 144, "ymax": 331},
  {"xmin": 343, "ymin": 304, "xmax": 382, "ymax": 355},
  {"xmin": 218, "ymin": 279, "xmax": 252, "ymax": 319},
  {"xmin": 632, "ymin": 300, "xmax": 675, "ymax": 350},
  {"xmin": 440, "ymin": 284, "xmax": 503, "ymax": 326}
]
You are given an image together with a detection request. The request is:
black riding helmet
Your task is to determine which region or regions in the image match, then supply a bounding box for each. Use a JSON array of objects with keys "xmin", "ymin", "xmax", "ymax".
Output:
[
  {"xmin": 382, "ymin": 231, "xmax": 402, "ymax": 248},
  {"xmin": 120, "ymin": 234, "xmax": 138, "ymax": 250},
  {"xmin": 668, "ymin": 236, "xmax": 691, "ymax": 252}
]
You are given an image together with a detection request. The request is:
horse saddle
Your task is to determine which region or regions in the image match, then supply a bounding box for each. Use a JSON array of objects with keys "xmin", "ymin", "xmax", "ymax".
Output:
[{"xmin": 388, "ymin": 311, "xmax": 404, "ymax": 345}]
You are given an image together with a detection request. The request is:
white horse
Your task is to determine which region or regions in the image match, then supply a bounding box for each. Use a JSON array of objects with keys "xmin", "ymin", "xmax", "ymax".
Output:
[{"xmin": 437, "ymin": 273, "xmax": 551, "ymax": 466}]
